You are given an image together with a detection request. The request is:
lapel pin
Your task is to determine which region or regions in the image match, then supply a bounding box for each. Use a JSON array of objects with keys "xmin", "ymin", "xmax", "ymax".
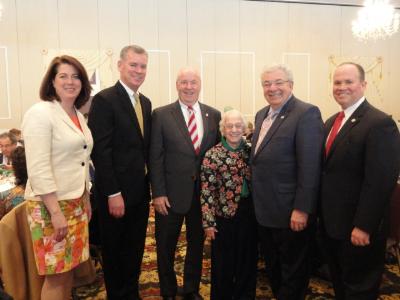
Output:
[
  {"xmin": 206, "ymin": 113, "xmax": 209, "ymax": 117},
  {"xmin": 280, "ymin": 115, "xmax": 285, "ymax": 119},
  {"xmin": 351, "ymin": 118, "xmax": 356, "ymax": 123}
]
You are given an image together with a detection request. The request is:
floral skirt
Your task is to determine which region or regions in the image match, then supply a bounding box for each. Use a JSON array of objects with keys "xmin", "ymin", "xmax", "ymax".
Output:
[{"xmin": 26, "ymin": 193, "xmax": 89, "ymax": 275}]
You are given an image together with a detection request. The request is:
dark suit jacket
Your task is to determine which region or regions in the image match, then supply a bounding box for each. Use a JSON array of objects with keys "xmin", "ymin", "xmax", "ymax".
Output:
[
  {"xmin": 320, "ymin": 100, "xmax": 400, "ymax": 240},
  {"xmin": 251, "ymin": 96, "xmax": 324, "ymax": 228},
  {"xmin": 88, "ymin": 81, "xmax": 152, "ymax": 206},
  {"xmin": 149, "ymin": 100, "xmax": 221, "ymax": 214}
]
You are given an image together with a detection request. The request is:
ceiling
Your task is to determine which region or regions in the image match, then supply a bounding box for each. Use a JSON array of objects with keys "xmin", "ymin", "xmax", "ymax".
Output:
[{"xmin": 244, "ymin": 0, "xmax": 400, "ymax": 8}]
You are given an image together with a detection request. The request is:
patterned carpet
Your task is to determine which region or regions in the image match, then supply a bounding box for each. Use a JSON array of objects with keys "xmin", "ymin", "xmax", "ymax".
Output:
[{"xmin": 75, "ymin": 207, "xmax": 400, "ymax": 299}]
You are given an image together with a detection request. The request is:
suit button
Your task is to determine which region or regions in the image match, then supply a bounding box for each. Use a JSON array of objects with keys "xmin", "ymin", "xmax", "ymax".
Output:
[
  {"xmin": 83, "ymin": 145, "xmax": 87, "ymax": 149},
  {"xmin": 191, "ymin": 175, "xmax": 197, "ymax": 181},
  {"xmin": 81, "ymin": 162, "xmax": 85, "ymax": 166}
]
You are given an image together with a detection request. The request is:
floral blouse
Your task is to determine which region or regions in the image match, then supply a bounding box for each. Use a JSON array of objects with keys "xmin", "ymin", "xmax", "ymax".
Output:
[{"xmin": 200, "ymin": 138, "xmax": 251, "ymax": 228}]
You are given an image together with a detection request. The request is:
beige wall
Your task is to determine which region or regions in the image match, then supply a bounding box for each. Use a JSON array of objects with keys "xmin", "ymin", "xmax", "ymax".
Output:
[{"xmin": 0, "ymin": 0, "xmax": 399, "ymax": 129}]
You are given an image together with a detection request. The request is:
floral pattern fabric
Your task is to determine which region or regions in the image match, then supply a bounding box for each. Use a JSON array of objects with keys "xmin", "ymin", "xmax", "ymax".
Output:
[
  {"xmin": 2, "ymin": 185, "xmax": 25, "ymax": 217},
  {"xmin": 200, "ymin": 141, "xmax": 251, "ymax": 228},
  {"xmin": 26, "ymin": 193, "xmax": 89, "ymax": 275}
]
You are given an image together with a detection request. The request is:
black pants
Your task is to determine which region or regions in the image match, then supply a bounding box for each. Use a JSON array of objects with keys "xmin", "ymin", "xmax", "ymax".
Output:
[
  {"xmin": 258, "ymin": 223, "xmax": 315, "ymax": 300},
  {"xmin": 98, "ymin": 198, "xmax": 149, "ymax": 300},
  {"xmin": 211, "ymin": 198, "xmax": 257, "ymax": 300},
  {"xmin": 155, "ymin": 196, "xmax": 204, "ymax": 297},
  {"xmin": 322, "ymin": 234, "xmax": 386, "ymax": 300}
]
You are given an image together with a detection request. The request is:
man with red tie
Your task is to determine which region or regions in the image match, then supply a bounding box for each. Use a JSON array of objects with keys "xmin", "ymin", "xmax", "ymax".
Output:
[
  {"xmin": 149, "ymin": 67, "xmax": 221, "ymax": 300},
  {"xmin": 320, "ymin": 62, "xmax": 400, "ymax": 299}
]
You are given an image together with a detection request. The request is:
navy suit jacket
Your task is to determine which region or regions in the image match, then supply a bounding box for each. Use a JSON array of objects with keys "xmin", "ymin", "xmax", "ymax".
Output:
[
  {"xmin": 88, "ymin": 81, "xmax": 152, "ymax": 207},
  {"xmin": 320, "ymin": 100, "xmax": 400, "ymax": 240},
  {"xmin": 251, "ymin": 96, "xmax": 324, "ymax": 228}
]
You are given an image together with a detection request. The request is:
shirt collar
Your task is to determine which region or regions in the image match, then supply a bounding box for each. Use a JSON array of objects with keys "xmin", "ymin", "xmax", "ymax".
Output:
[
  {"xmin": 179, "ymin": 100, "xmax": 200, "ymax": 112},
  {"xmin": 221, "ymin": 136, "xmax": 245, "ymax": 152},
  {"xmin": 119, "ymin": 80, "xmax": 137, "ymax": 98},
  {"xmin": 343, "ymin": 96, "xmax": 365, "ymax": 118},
  {"xmin": 269, "ymin": 93, "xmax": 292, "ymax": 115}
]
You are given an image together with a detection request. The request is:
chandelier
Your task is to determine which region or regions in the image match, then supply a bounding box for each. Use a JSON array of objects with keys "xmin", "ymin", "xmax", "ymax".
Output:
[{"xmin": 352, "ymin": 0, "xmax": 400, "ymax": 42}]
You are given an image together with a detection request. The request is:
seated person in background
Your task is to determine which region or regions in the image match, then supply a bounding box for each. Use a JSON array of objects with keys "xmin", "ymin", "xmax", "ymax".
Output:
[
  {"xmin": 200, "ymin": 109, "xmax": 257, "ymax": 300},
  {"xmin": 9, "ymin": 128, "xmax": 23, "ymax": 146},
  {"xmin": 1, "ymin": 147, "xmax": 27, "ymax": 218},
  {"xmin": 0, "ymin": 132, "xmax": 18, "ymax": 167},
  {"xmin": 244, "ymin": 121, "xmax": 254, "ymax": 142}
]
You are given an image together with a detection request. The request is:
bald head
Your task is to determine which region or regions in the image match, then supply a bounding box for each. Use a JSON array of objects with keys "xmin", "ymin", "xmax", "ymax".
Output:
[{"xmin": 176, "ymin": 67, "xmax": 201, "ymax": 106}]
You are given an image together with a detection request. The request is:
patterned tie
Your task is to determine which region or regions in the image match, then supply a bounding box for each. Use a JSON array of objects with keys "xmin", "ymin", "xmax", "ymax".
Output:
[
  {"xmin": 133, "ymin": 92, "xmax": 144, "ymax": 136},
  {"xmin": 325, "ymin": 111, "xmax": 345, "ymax": 155},
  {"xmin": 254, "ymin": 111, "xmax": 277, "ymax": 153},
  {"xmin": 187, "ymin": 106, "xmax": 200, "ymax": 155}
]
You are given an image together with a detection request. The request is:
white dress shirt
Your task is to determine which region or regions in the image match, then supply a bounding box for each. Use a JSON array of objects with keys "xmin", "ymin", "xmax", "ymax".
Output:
[{"xmin": 179, "ymin": 100, "xmax": 204, "ymax": 145}]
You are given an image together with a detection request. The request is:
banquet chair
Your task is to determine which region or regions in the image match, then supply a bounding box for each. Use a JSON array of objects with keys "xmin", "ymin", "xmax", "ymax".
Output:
[{"xmin": 0, "ymin": 201, "xmax": 96, "ymax": 300}]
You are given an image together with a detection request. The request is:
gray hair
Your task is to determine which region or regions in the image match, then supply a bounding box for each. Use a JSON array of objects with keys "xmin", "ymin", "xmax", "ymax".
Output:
[
  {"xmin": 219, "ymin": 109, "xmax": 246, "ymax": 134},
  {"xmin": 0, "ymin": 132, "xmax": 17, "ymax": 144},
  {"xmin": 120, "ymin": 44, "xmax": 148, "ymax": 60},
  {"xmin": 176, "ymin": 67, "xmax": 201, "ymax": 83},
  {"xmin": 260, "ymin": 64, "xmax": 294, "ymax": 83}
]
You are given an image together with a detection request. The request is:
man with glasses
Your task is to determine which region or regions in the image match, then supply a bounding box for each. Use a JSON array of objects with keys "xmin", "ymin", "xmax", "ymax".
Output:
[
  {"xmin": 0, "ymin": 132, "xmax": 18, "ymax": 166},
  {"xmin": 250, "ymin": 64, "xmax": 324, "ymax": 299}
]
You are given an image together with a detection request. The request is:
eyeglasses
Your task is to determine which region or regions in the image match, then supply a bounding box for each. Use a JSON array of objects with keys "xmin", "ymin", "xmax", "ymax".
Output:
[
  {"xmin": 225, "ymin": 123, "xmax": 244, "ymax": 130},
  {"xmin": 262, "ymin": 80, "xmax": 290, "ymax": 88}
]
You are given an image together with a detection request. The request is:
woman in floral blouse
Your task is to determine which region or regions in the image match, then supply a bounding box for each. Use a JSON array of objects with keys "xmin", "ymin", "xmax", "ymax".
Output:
[{"xmin": 200, "ymin": 109, "xmax": 257, "ymax": 300}]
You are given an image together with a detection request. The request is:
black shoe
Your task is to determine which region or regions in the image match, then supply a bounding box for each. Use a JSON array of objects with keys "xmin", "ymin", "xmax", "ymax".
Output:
[
  {"xmin": 162, "ymin": 297, "xmax": 175, "ymax": 300},
  {"xmin": 183, "ymin": 292, "xmax": 203, "ymax": 300}
]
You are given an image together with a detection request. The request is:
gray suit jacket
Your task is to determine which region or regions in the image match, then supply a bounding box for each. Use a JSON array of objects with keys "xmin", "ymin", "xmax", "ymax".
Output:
[
  {"xmin": 250, "ymin": 96, "xmax": 324, "ymax": 228},
  {"xmin": 149, "ymin": 100, "xmax": 221, "ymax": 214}
]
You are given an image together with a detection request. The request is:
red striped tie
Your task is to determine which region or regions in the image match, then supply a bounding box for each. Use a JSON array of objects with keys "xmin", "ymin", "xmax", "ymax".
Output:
[{"xmin": 188, "ymin": 106, "xmax": 200, "ymax": 155}]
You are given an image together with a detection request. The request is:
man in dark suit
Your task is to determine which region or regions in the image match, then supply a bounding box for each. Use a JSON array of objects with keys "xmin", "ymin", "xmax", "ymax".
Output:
[
  {"xmin": 251, "ymin": 64, "xmax": 324, "ymax": 300},
  {"xmin": 320, "ymin": 62, "xmax": 400, "ymax": 299},
  {"xmin": 88, "ymin": 45, "xmax": 152, "ymax": 300},
  {"xmin": 149, "ymin": 67, "xmax": 221, "ymax": 300},
  {"xmin": 0, "ymin": 132, "xmax": 18, "ymax": 166}
]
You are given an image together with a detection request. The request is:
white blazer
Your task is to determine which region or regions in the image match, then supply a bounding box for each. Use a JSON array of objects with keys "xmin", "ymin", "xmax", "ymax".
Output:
[{"xmin": 22, "ymin": 100, "xmax": 93, "ymax": 201}]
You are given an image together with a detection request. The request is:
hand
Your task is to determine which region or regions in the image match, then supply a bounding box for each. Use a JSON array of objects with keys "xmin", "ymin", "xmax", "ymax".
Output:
[
  {"xmin": 51, "ymin": 211, "xmax": 68, "ymax": 242},
  {"xmin": 351, "ymin": 227, "xmax": 370, "ymax": 246},
  {"xmin": 204, "ymin": 227, "xmax": 217, "ymax": 240},
  {"xmin": 290, "ymin": 209, "xmax": 308, "ymax": 231},
  {"xmin": 153, "ymin": 196, "xmax": 170, "ymax": 215},
  {"xmin": 108, "ymin": 194, "xmax": 125, "ymax": 218}
]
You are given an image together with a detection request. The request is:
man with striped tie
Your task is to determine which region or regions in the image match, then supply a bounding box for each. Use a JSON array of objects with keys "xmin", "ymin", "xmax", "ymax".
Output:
[{"xmin": 150, "ymin": 67, "xmax": 221, "ymax": 300}]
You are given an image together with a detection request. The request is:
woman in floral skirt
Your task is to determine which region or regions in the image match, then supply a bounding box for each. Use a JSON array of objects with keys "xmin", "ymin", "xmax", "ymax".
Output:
[{"xmin": 22, "ymin": 55, "xmax": 93, "ymax": 300}]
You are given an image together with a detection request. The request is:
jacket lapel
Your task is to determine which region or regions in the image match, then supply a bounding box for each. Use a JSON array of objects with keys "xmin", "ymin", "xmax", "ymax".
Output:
[
  {"xmin": 53, "ymin": 101, "xmax": 86, "ymax": 140},
  {"xmin": 253, "ymin": 97, "xmax": 294, "ymax": 156},
  {"xmin": 115, "ymin": 81, "xmax": 143, "ymax": 140},
  {"xmin": 199, "ymin": 103, "xmax": 210, "ymax": 154},
  {"xmin": 171, "ymin": 101, "xmax": 196, "ymax": 153},
  {"xmin": 326, "ymin": 100, "xmax": 369, "ymax": 160}
]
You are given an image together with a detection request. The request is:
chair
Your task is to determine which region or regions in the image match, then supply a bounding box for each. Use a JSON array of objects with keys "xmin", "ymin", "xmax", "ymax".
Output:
[{"xmin": 0, "ymin": 202, "xmax": 96, "ymax": 300}]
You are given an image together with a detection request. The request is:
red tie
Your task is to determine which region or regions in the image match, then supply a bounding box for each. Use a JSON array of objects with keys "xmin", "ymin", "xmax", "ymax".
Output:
[
  {"xmin": 188, "ymin": 106, "xmax": 200, "ymax": 155},
  {"xmin": 325, "ymin": 111, "xmax": 345, "ymax": 155}
]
